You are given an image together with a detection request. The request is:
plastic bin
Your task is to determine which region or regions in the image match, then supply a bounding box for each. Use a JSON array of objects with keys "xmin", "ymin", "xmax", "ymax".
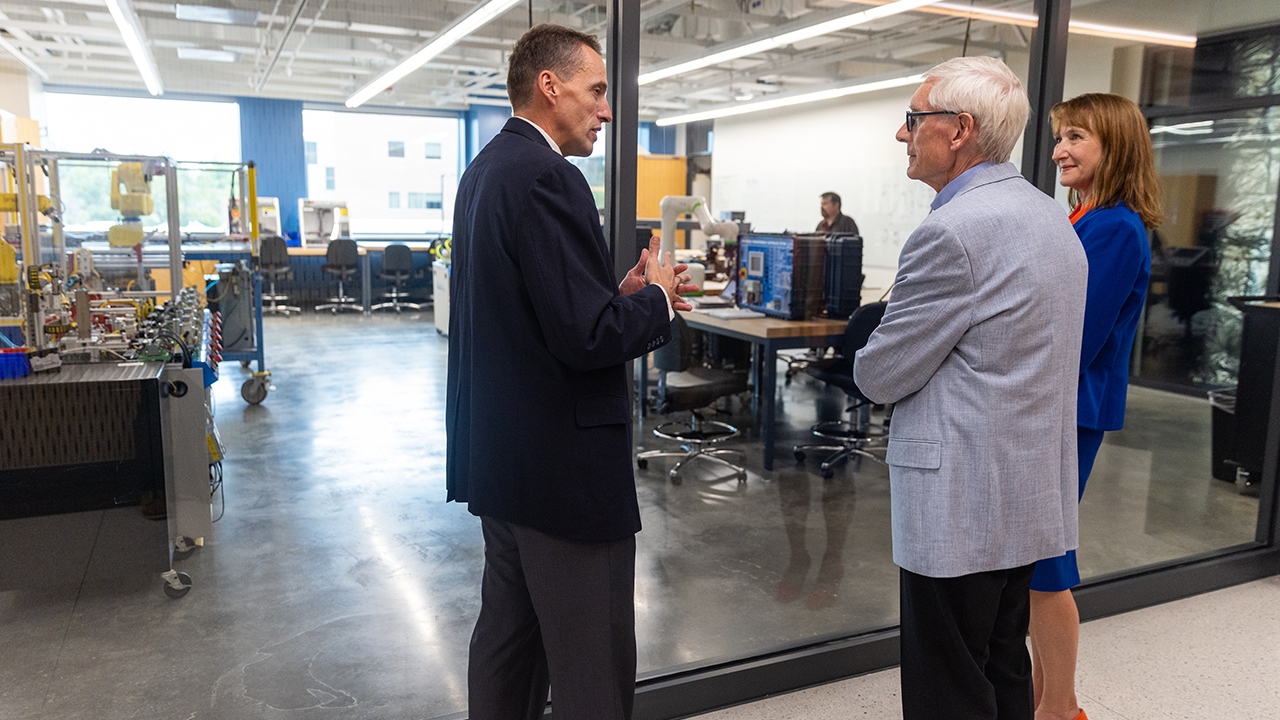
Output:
[{"xmin": 0, "ymin": 348, "xmax": 30, "ymax": 379}]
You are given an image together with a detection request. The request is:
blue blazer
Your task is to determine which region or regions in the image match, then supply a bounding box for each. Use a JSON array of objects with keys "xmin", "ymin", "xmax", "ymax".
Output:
[
  {"xmin": 1075, "ymin": 202, "xmax": 1151, "ymax": 431},
  {"xmin": 445, "ymin": 118, "xmax": 671, "ymax": 542}
]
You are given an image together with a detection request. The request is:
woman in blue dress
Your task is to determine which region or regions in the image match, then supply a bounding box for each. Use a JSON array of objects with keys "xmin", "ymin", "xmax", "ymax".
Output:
[{"xmin": 1030, "ymin": 93, "xmax": 1162, "ymax": 720}]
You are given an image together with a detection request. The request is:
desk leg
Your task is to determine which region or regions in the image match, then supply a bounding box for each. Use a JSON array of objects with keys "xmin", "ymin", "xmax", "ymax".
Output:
[
  {"xmin": 762, "ymin": 341, "xmax": 778, "ymax": 471},
  {"xmin": 750, "ymin": 343, "xmax": 763, "ymax": 429},
  {"xmin": 362, "ymin": 254, "xmax": 372, "ymax": 313}
]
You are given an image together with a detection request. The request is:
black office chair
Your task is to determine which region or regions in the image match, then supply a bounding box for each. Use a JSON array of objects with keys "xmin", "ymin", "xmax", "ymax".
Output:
[
  {"xmin": 316, "ymin": 238, "xmax": 361, "ymax": 313},
  {"xmin": 793, "ymin": 301, "xmax": 889, "ymax": 478},
  {"xmin": 260, "ymin": 235, "xmax": 301, "ymax": 315},
  {"xmin": 372, "ymin": 244, "xmax": 423, "ymax": 313},
  {"xmin": 636, "ymin": 313, "xmax": 751, "ymax": 484}
]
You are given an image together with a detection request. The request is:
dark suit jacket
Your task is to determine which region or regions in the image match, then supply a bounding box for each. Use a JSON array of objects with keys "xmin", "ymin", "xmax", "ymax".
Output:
[{"xmin": 446, "ymin": 117, "xmax": 671, "ymax": 542}]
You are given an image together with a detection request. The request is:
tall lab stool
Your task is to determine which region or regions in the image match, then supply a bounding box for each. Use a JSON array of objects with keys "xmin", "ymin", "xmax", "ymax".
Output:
[
  {"xmin": 372, "ymin": 244, "xmax": 423, "ymax": 313},
  {"xmin": 636, "ymin": 313, "xmax": 751, "ymax": 484},
  {"xmin": 793, "ymin": 301, "xmax": 889, "ymax": 478},
  {"xmin": 260, "ymin": 235, "xmax": 301, "ymax": 316},
  {"xmin": 316, "ymin": 238, "xmax": 362, "ymax": 313}
]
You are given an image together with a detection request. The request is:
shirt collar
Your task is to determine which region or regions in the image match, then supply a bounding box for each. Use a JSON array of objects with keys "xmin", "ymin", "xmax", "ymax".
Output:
[
  {"xmin": 930, "ymin": 161, "xmax": 996, "ymax": 211},
  {"xmin": 514, "ymin": 115, "xmax": 562, "ymax": 156}
]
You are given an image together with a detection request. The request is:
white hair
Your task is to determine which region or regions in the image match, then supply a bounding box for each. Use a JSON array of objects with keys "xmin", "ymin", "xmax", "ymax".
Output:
[{"xmin": 924, "ymin": 56, "xmax": 1029, "ymax": 164}]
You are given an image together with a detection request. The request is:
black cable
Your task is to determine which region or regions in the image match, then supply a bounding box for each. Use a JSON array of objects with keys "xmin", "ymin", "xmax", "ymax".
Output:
[
  {"xmin": 961, "ymin": 0, "xmax": 976, "ymax": 56},
  {"xmin": 210, "ymin": 461, "xmax": 225, "ymax": 522},
  {"xmin": 157, "ymin": 330, "xmax": 192, "ymax": 368}
]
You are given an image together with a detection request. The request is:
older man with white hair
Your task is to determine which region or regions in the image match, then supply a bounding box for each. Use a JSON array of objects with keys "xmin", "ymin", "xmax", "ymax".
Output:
[{"xmin": 854, "ymin": 57, "xmax": 1088, "ymax": 720}]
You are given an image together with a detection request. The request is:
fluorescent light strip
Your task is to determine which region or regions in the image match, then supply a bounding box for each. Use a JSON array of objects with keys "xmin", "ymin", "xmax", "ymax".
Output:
[
  {"xmin": 656, "ymin": 73, "xmax": 924, "ymax": 127},
  {"xmin": 0, "ymin": 35, "xmax": 49, "ymax": 81},
  {"xmin": 638, "ymin": 0, "xmax": 944, "ymax": 86},
  {"xmin": 346, "ymin": 0, "xmax": 521, "ymax": 108},
  {"xmin": 1067, "ymin": 19, "xmax": 1197, "ymax": 48},
  {"xmin": 104, "ymin": 0, "xmax": 163, "ymax": 95},
  {"xmin": 931, "ymin": 3, "xmax": 1197, "ymax": 48},
  {"xmin": 1150, "ymin": 120, "xmax": 1214, "ymax": 135}
]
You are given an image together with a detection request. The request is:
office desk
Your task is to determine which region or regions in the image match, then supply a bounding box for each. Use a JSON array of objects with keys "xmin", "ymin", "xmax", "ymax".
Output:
[{"xmin": 641, "ymin": 312, "xmax": 846, "ymax": 471}]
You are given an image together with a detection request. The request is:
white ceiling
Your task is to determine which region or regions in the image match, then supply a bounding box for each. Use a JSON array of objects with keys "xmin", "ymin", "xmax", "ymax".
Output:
[{"xmin": 0, "ymin": 0, "xmax": 1203, "ymax": 119}]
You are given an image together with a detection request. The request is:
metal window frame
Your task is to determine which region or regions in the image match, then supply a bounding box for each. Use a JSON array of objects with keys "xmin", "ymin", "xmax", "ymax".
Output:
[{"xmin": 592, "ymin": 1, "xmax": 1280, "ymax": 717}]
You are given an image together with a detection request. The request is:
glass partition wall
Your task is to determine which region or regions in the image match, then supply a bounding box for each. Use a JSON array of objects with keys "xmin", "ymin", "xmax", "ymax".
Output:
[
  {"xmin": 614, "ymin": 0, "xmax": 1280, "ymax": 715},
  {"xmin": 629, "ymin": 0, "xmax": 1041, "ymax": 679}
]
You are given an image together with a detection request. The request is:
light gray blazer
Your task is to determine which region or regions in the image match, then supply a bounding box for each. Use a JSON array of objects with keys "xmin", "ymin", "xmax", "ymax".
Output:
[{"xmin": 854, "ymin": 162, "xmax": 1088, "ymax": 578}]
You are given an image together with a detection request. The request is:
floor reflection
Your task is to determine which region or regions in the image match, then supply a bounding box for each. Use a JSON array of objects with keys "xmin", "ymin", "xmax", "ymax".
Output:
[{"xmin": 0, "ymin": 312, "xmax": 1261, "ymax": 720}]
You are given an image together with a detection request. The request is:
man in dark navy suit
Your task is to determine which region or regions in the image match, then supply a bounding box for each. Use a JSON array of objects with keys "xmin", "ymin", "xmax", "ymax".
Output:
[{"xmin": 446, "ymin": 24, "xmax": 693, "ymax": 720}]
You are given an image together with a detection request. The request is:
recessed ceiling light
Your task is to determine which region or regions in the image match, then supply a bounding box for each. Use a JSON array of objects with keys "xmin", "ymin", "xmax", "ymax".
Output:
[
  {"xmin": 177, "ymin": 47, "xmax": 238, "ymax": 63},
  {"xmin": 175, "ymin": 5, "xmax": 260, "ymax": 27}
]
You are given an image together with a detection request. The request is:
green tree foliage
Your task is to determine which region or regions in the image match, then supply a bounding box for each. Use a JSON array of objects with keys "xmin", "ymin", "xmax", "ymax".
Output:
[{"xmin": 55, "ymin": 163, "xmax": 236, "ymax": 232}]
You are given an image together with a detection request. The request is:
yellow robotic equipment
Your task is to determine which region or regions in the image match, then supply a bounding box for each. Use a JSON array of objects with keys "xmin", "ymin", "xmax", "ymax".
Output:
[
  {"xmin": 0, "ymin": 240, "xmax": 18, "ymax": 318},
  {"xmin": 108, "ymin": 162, "xmax": 154, "ymax": 247}
]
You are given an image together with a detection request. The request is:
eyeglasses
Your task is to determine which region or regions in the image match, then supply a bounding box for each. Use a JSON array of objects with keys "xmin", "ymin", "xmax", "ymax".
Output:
[{"xmin": 905, "ymin": 110, "xmax": 962, "ymax": 131}]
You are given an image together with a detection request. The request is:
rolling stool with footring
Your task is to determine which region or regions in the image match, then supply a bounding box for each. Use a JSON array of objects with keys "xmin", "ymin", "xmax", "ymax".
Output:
[
  {"xmin": 794, "ymin": 301, "xmax": 890, "ymax": 478},
  {"xmin": 372, "ymin": 243, "xmax": 423, "ymax": 313},
  {"xmin": 636, "ymin": 314, "xmax": 751, "ymax": 484},
  {"xmin": 316, "ymin": 238, "xmax": 361, "ymax": 313},
  {"xmin": 260, "ymin": 235, "xmax": 301, "ymax": 315}
]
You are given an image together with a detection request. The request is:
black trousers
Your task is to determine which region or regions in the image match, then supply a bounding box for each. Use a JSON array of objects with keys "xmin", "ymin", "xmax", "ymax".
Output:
[
  {"xmin": 468, "ymin": 516, "xmax": 637, "ymax": 720},
  {"xmin": 899, "ymin": 563, "xmax": 1036, "ymax": 720}
]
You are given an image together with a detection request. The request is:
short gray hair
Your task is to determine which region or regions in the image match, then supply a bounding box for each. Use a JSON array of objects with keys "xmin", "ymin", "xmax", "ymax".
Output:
[{"xmin": 924, "ymin": 56, "xmax": 1029, "ymax": 164}]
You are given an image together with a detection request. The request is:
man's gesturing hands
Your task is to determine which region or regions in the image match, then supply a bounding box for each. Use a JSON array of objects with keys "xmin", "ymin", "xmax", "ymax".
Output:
[{"xmin": 620, "ymin": 234, "xmax": 699, "ymax": 312}]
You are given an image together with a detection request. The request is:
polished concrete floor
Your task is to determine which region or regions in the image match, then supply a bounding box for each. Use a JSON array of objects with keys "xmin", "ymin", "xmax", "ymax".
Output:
[
  {"xmin": 0, "ymin": 312, "xmax": 1261, "ymax": 720},
  {"xmin": 699, "ymin": 575, "xmax": 1280, "ymax": 720}
]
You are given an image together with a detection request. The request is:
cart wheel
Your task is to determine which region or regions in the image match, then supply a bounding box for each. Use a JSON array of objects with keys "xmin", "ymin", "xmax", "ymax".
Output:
[
  {"xmin": 240, "ymin": 360, "xmax": 250, "ymax": 368},
  {"xmin": 794, "ymin": 450, "xmax": 806, "ymax": 463},
  {"xmin": 173, "ymin": 536, "xmax": 196, "ymax": 561},
  {"xmin": 162, "ymin": 570, "xmax": 192, "ymax": 599},
  {"xmin": 242, "ymin": 377, "xmax": 268, "ymax": 404}
]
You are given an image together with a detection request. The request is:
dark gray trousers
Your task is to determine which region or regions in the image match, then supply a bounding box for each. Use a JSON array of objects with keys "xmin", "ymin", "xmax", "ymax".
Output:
[
  {"xmin": 468, "ymin": 516, "xmax": 637, "ymax": 720},
  {"xmin": 899, "ymin": 564, "xmax": 1036, "ymax": 720}
]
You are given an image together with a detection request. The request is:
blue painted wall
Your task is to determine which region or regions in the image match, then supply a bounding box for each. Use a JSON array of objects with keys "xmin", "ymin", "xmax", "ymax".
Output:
[
  {"xmin": 467, "ymin": 105, "xmax": 511, "ymax": 163},
  {"xmin": 643, "ymin": 122, "xmax": 677, "ymax": 155},
  {"xmin": 238, "ymin": 97, "xmax": 307, "ymax": 238}
]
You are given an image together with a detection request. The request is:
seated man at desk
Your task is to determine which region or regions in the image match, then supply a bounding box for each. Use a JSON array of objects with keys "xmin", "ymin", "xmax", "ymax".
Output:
[{"xmin": 816, "ymin": 192, "xmax": 860, "ymax": 236}]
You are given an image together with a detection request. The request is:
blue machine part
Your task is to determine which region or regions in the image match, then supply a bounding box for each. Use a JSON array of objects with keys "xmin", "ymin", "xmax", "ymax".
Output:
[{"xmin": 737, "ymin": 234, "xmax": 797, "ymax": 319}]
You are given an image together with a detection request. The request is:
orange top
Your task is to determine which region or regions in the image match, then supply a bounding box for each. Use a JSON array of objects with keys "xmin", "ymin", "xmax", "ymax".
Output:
[{"xmin": 1069, "ymin": 202, "xmax": 1095, "ymax": 226}]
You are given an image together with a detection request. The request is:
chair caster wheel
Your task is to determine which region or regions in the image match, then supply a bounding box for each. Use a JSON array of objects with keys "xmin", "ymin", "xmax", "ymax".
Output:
[
  {"xmin": 821, "ymin": 468, "xmax": 834, "ymax": 479},
  {"xmin": 669, "ymin": 474, "xmax": 682, "ymax": 486},
  {"xmin": 738, "ymin": 473, "xmax": 747, "ymax": 483},
  {"xmin": 637, "ymin": 458, "xmax": 648, "ymax": 470},
  {"xmin": 794, "ymin": 450, "xmax": 805, "ymax": 463},
  {"xmin": 172, "ymin": 535, "xmax": 196, "ymax": 561},
  {"xmin": 161, "ymin": 570, "xmax": 192, "ymax": 599}
]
